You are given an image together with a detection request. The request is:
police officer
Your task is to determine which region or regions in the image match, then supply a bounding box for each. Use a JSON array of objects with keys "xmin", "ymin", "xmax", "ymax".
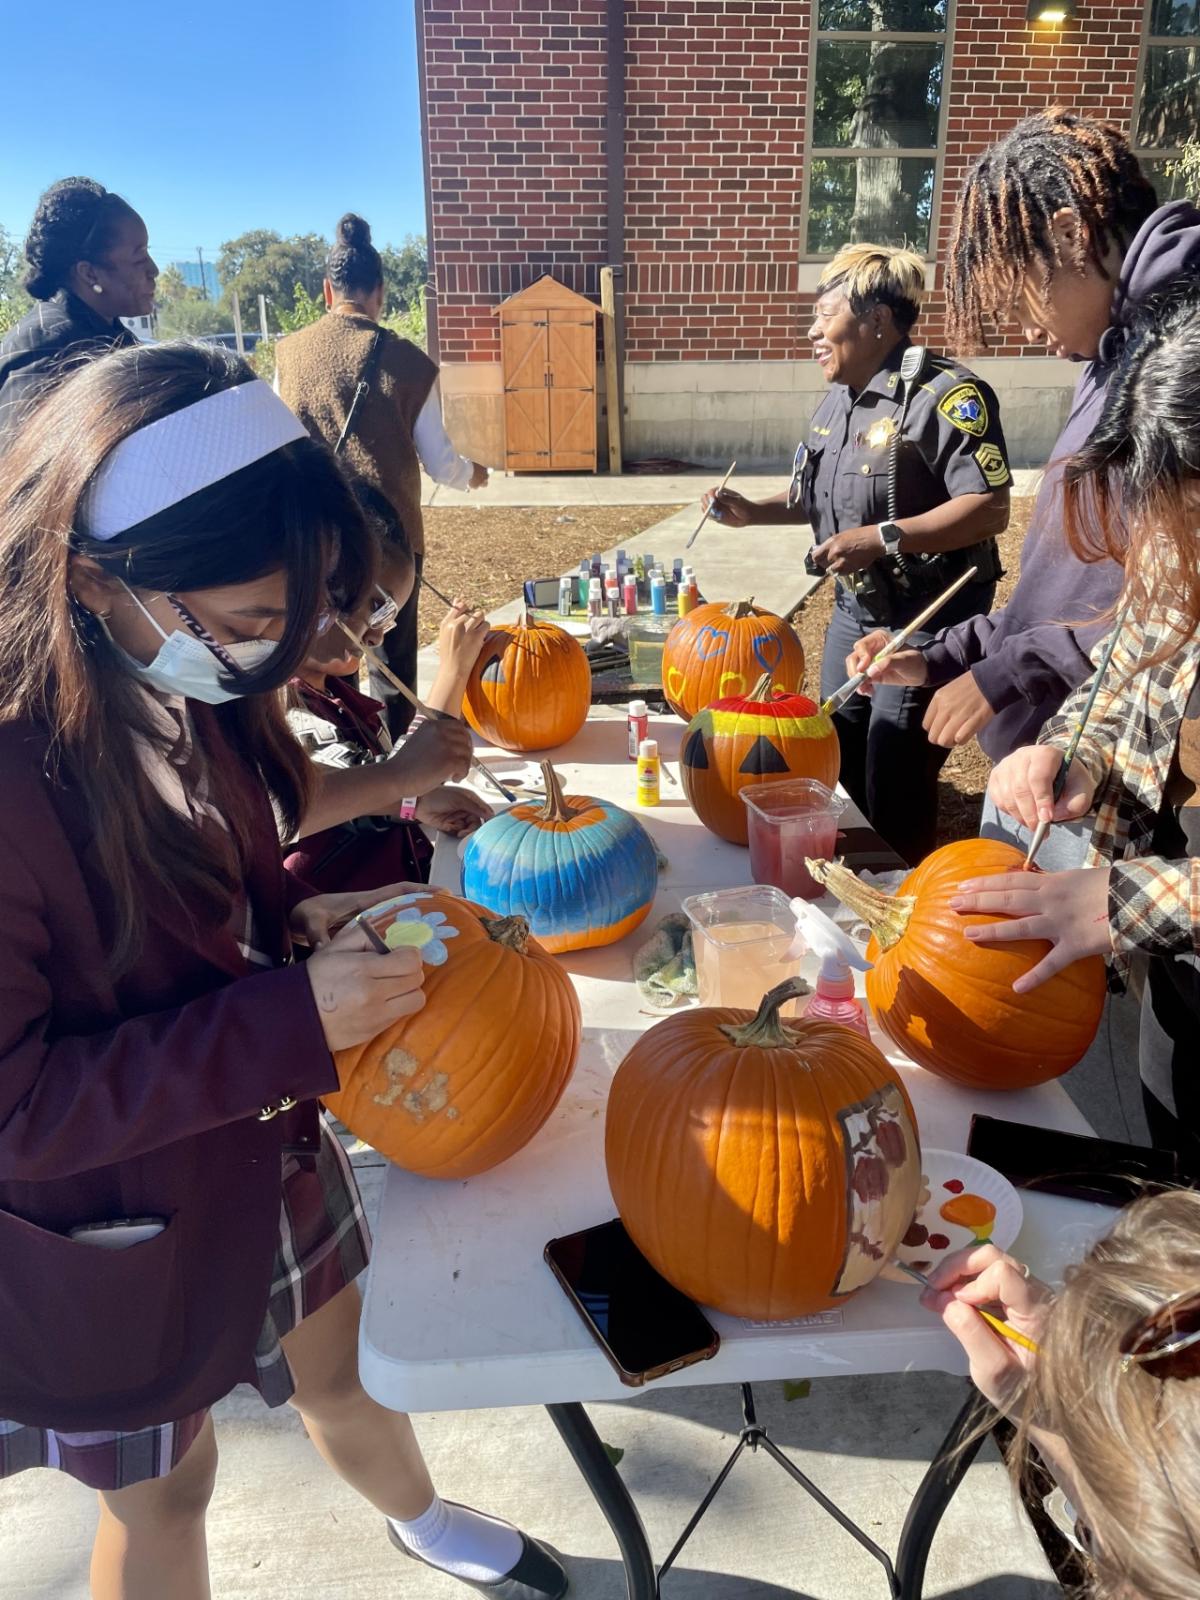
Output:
[{"xmin": 705, "ymin": 243, "xmax": 1010, "ymax": 865}]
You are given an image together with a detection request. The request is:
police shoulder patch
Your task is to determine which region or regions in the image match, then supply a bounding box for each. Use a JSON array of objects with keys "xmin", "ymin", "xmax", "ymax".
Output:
[
  {"xmin": 975, "ymin": 440, "xmax": 1010, "ymax": 488},
  {"xmin": 938, "ymin": 382, "xmax": 988, "ymax": 437}
]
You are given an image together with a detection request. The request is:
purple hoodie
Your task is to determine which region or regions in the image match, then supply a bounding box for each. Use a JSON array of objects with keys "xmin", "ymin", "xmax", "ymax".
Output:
[{"xmin": 921, "ymin": 201, "xmax": 1200, "ymax": 762}]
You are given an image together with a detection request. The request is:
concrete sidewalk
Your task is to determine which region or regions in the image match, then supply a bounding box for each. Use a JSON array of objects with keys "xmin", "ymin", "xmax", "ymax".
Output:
[
  {"xmin": 422, "ymin": 468, "xmax": 1045, "ymax": 509},
  {"xmin": 1, "ymin": 1159, "xmax": 1058, "ymax": 1600}
]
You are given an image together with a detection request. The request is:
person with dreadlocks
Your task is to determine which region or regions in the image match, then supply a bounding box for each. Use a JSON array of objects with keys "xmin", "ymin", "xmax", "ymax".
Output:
[{"xmin": 853, "ymin": 110, "xmax": 1200, "ymax": 870}]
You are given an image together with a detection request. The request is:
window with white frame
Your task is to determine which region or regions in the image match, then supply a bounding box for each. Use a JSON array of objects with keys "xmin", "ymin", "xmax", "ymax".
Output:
[
  {"xmin": 802, "ymin": 0, "xmax": 950, "ymax": 258},
  {"xmin": 1134, "ymin": 0, "xmax": 1200, "ymax": 199}
]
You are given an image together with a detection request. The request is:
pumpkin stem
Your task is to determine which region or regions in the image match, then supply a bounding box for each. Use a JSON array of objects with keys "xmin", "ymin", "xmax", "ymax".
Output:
[
  {"xmin": 719, "ymin": 977, "xmax": 812, "ymax": 1047},
  {"xmin": 805, "ymin": 858, "xmax": 915, "ymax": 951},
  {"xmin": 725, "ymin": 598, "xmax": 757, "ymax": 619},
  {"xmin": 749, "ymin": 671, "xmax": 775, "ymax": 702},
  {"xmin": 537, "ymin": 761, "xmax": 574, "ymax": 824},
  {"xmin": 481, "ymin": 914, "xmax": 530, "ymax": 953}
]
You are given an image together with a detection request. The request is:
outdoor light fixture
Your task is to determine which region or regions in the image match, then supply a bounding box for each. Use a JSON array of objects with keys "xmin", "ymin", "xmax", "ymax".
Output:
[{"xmin": 1027, "ymin": 0, "xmax": 1077, "ymax": 20}]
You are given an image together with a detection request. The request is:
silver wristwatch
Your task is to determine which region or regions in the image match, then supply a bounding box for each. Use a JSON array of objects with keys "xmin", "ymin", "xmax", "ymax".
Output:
[{"xmin": 878, "ymin": 520, "xmax": 904, "ymax": 556}]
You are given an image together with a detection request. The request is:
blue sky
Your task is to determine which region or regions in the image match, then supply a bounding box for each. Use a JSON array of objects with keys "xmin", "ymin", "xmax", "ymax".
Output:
[{"xmin": 2, "ymin": 0, "xmax": 427, "ymax": 269}]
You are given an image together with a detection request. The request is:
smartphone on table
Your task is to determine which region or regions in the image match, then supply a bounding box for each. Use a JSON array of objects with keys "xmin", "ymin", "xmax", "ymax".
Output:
[
  {"xmin": 545, "ymin": 1218, "xmax": 720, "ymax": 1388},
  {"xmin": 967, "ymin": 1115, "xmax": 1185, "ymax": 1207}
]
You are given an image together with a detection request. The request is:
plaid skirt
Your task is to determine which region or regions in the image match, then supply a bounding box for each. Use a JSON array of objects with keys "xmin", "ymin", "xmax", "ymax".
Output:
[{"xmin": 0, "ymin": 1116, "xmax": 370, "ymax": 1491}]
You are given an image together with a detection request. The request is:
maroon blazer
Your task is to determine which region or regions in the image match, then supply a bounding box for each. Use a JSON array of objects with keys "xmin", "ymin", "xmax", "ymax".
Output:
[{"xmin": 0, "ymin": 712, "xmax": 338, "ymax": 1431}]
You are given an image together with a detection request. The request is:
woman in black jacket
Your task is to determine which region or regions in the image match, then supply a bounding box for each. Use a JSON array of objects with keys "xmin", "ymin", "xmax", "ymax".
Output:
[{"xmin": 0, "ymin": 176, "xmax": 158, "ymax": 438}]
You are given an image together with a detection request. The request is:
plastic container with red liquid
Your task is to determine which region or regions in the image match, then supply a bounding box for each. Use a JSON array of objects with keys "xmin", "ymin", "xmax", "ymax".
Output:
[{"xmin": 740, "ymin": 778, "xmax": 847, "ymax": 900}]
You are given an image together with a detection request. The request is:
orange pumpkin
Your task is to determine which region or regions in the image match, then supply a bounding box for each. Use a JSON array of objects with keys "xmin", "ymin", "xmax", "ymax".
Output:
[
  {"xmin": 810, "ymin": 841, "xmax": 1106, "ymax": 1091},
  {"xmin": 661, "ymin": 599, "xmax": 806, "ymax": 722},
  {"xmin": 605, "ymin": 978, "xmax": 922, "ymax": 1319},
  {"xmin": 325, "ymin": 890, "xmax": 581, "ymax": 1178},
  {"xmin": 462, "ymin": 611, "xmax": 590, "ymax": 752},
  {"xmin": 680, "ymin": 671, "xmax": 840, "ymax": 844}
]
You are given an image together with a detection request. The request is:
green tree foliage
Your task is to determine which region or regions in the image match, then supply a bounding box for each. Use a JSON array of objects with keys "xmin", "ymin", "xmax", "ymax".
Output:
[
  {"xmin": 380, "ymin": 235, "xmax": 428, "ymax": 316},
  {"xmin": 276, "ymin": 282, "xmax": 326, "ymax": 335},
  {"xmin": 155, "ymin": 261, "xmax": 227, "ymax": 339},
  {"xmin": 217, "ymin": 230, "xmax": 328, "ymax": 333},
  {"xmin": 1164, "ymin": 137, "xmax": 1200, "ymax": 199},
  {"xmin": 382, "ymin": 289, "xmax": 427, "ymax": 351},
  {"xmin": 0, "ymin": 224, "xmax": 31, "ymax": 336}
]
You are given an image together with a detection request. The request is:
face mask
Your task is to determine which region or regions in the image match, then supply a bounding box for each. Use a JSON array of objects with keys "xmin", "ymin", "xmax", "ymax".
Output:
[{"xmin": 108, "ymin": 583, "xmax": 279, "ymax": 704}]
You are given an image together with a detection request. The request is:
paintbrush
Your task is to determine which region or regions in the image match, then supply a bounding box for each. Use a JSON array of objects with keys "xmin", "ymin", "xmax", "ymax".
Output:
[
  {"xmin": 686, "ymin": 459, "xmax": 736, "ymax": 550},
  {"xmin": 336, "ymin": 619, "xmax": 517, "ymax": 805},
  {"xmin": 891, "ymin": 1260, "xmax": 1041, "ymax": 1355},
  {"xmin": 820, "ymin": 566, "xmax": 979, "ymax": 718},
  {"xmin": 420, "ymin": 573, "xmax": 464, "ymax": 611},
  {"xmin": 1022, "ymin": 610, "xmax": 1126, "ymax": 870}
]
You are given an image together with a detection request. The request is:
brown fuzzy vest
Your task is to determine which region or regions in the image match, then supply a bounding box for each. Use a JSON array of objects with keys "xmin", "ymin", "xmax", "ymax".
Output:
[{"xmin": 275, "ymin": 311, "xmax": 437, "ymax": 553}]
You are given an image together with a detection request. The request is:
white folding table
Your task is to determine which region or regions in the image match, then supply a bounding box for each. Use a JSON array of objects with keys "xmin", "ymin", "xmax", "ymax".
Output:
[{"xmin": 360, "ymin": 712, "xmax": 1113, "ymax": 1597}]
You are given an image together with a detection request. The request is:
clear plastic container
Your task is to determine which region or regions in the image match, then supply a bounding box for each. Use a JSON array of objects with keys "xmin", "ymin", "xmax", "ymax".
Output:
[
  {"xmin": 741, "ymin": 778, "xmax": 847, "ymax": 901},
  {"xmin": 682, "ymin": 885, "xmax": 807, "ymax": 1016},
  {"xmin": 625, "ymin": 616, "xmax": 675, "ymax": 687}
]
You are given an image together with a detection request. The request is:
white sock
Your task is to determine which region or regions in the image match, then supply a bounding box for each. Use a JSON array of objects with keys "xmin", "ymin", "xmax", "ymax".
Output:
[{"xmin": 389, "ymin": 1494, "xmax": 524, "ymax": 1584}]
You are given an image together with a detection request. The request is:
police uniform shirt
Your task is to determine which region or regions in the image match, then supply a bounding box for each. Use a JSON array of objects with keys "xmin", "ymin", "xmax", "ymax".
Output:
[{"xmin": 795, "ymin": 340, "xmax": 1011, "ymax": 542}]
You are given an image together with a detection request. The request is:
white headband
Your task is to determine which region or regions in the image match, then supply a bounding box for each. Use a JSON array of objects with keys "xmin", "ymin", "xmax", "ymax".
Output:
[{"xmin": 78, "ymin": 380, "xmax": 308, "ymax": 541}]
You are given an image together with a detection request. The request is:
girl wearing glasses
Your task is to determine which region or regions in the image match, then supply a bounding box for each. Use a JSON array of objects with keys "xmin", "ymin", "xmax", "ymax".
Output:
[
  {"xmin": 0, "ymin": 341, "xmax": 567, "ymax": 1600},
  {"xmin": 947, "ymin": 280, "xmax": 1200, "ymax": 1170},
  {"xmin": 924, "ymin": 1195, "xmax": 1200, "ymax": 1598},
  {"xmin": 287, "ymin": 498, "xmax": 491, "ymax": 893}
]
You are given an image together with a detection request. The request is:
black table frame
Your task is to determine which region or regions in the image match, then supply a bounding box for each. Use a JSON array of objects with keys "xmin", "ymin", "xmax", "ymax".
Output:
[{"xmin": 547, "ymin": 1383, "xmax": 997, "ymax": 1599}]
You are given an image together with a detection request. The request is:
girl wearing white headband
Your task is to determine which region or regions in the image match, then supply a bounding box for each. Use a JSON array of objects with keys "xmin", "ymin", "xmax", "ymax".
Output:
[{"xmin": 0, "ymin": 341, "xmax": 567, "ymax": 1600}]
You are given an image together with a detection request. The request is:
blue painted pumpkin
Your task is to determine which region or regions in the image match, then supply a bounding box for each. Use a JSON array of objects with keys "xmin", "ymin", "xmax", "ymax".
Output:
[{"xmin": 461, "ymin": 762, "xmax": 659, "ymax": 954}]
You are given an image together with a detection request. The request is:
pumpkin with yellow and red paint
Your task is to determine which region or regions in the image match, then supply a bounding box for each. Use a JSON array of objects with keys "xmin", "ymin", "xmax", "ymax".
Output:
[
  {"xmin": 681, "ymin": 673, "xmax": 840, "ymax": 845},
  {"xmin": 460, "ymin": 762, "xmax": 659, "ymax": 954},
  {"xmin": 661, "ymin": 598, "xmax": 806, "ymax": 722}
]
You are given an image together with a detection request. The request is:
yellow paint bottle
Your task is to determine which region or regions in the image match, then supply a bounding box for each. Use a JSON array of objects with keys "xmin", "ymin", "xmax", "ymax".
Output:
[{"xmin": 636, "ymin": 739, "xmax": 660, "ymax": 806}]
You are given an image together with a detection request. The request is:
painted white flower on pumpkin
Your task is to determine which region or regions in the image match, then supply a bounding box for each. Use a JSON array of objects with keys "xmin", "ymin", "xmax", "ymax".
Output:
[{"xmin": 382, "ymin": 904, "xmax": 459, "ymax": 966}]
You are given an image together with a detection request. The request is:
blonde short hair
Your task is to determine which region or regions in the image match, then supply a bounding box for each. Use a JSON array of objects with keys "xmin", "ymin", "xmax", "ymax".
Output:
[{"xmin": 818, "ymin": 244, "xmax": 927, "ymax": 333}]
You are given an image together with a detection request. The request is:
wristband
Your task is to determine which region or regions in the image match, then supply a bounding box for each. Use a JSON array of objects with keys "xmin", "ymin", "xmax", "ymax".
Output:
[{"xmin": 399, "ymin": 797, "xmax": 419, "ymax": 821}]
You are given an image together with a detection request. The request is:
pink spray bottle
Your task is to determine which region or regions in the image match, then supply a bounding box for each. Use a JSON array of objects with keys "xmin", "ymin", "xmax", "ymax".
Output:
[{"xmin": 790, "ymin": 898, "xmax": 872, "ymax": 1039}]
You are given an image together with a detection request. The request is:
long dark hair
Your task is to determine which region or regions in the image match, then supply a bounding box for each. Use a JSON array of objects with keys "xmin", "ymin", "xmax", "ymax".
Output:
[
  {"xmin": 0, "ymin": 340, "xmax": 374, "ymax": 969},
  {"xmin": 1063, "ymin": 278, "xmax": 1200, "ymax": 648},
  {"xmin": 946, "ymin": 109, "xmax": 1158, "ymax": 354},
  {"xmin": 23, "ymin": 177, "xmax": 140, "ymax": 301}
]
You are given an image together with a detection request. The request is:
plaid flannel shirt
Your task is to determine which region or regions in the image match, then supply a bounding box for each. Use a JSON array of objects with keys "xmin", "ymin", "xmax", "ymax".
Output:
[{"xmin": 1038, "ymin": 614, "xmax": 1200, "ymax": 977}]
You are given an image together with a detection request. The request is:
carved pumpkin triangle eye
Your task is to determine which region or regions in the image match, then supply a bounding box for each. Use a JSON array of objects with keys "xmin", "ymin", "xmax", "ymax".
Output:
[
  {"xmin": 681, "ymin": 727, "xmax": 710, "ymax": 769},
  {"xmin": 480, "ymin": 654, "xmax": 506, "ymax": 684},
  {"xmin": 738, "ymin": 736, "xmax": 791, "ymax": 775}
]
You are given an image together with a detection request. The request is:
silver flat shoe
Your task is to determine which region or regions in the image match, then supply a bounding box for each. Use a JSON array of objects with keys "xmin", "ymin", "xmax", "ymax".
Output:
[{"xmin": 386, "ymin": 1510, "xmax": 568, "ymax": 1599}]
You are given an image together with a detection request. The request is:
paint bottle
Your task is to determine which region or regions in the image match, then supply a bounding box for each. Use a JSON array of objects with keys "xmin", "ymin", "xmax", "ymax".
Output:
[
  {"xmin": 636, "ymin": 738, "xmax": 661, "ymax": 806},
  {"xmin": 591, "ymin": 552, "xmax": 603, "ymax": 579},
  {"xmin": 578, "ymin": 560, "xmax": 591, "ymax": 608},
  {"xmin": 650, "ymin": 571, "xmax": 666, "ymax": 616},
  {"xmin": 616, "ymin": 548, "xmax": 628, "ymax": 580},
  {"xmin": 643, "ymin": 553, "xmax": 655, "ymax": 586},
  {"xmin": 558, "ymin": 576, "xmax": 574, "ymax": 617},
  {"xmin": 605, "ymin": 576, "xmax": 621, "ymax": 618},
  {"xmin": 677, "ymin": 580, "xmax": 694, "ymax": 617},
  {"xmin": 622, "ymin": 572, "xmax": 638, "ymax": 615},
  {"xmin": 683, "ymin": 565, "xmax": 700, "ymax": 606},
  {"xmin": 634, "ymin": 553, "xmax": 646, "ymax": 588},
  {"xmin": 587, "ymin": 577, "xmax": 603, "ymax": 619},
  {"xmin": 791, "ymin": 901, "xmax": 872, "ymax": 1039},
  {"xmin": 627, "ymin": 698, "xmax": 649, "ymax": 759},
  {"xmin": 672, "ymin": 557, "xmax": 684, "ymax": 585}
]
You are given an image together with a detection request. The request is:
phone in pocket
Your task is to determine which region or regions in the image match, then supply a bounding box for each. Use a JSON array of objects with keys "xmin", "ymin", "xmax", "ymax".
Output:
[
  {"xmin": 69, "ymin": 1217, "xmax": 167, "ymax": 1251},
  {"xmin": 966, "ymin": 1115, "xmax": 1183, "ymax": 1207},
  {"xmin": 544, "ymin": 1218, "xmax": 720, "ymax": 1387}
]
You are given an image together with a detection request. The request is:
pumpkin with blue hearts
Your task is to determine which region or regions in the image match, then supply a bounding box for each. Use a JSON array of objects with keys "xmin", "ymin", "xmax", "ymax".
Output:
[
  {"xmin": 661, "ymin": 598, "xmax": 806, "ymax": 722},
  {"xmin": 461, "ymin": 761, "xmax": 659, "ymax": 954}
]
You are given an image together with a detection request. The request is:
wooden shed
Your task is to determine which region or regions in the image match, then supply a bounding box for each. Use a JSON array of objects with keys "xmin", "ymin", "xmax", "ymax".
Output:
[{"xmin": 496, "ymin": 275, "xmax": 597, "ymax": 472}]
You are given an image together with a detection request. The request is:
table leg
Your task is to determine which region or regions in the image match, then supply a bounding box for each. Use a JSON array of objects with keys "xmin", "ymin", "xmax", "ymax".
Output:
[
  {"xmin": 546, "ymin": 1402, "xmax": 658, "ymax": 1600},
  {"xmin": 894, "ymin": 1390, "xmax": 997, "ymax": 1600}
]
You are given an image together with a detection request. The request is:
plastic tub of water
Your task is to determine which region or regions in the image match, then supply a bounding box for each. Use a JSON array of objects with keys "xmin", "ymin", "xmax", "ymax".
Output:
[
  {"xmin": 741, "ymin": 778, "xmax": 846, "ymax": 901},
  {"xmin": 625, "ymin": 616, "xmax": 675, "ymax": 687},
  {"xmin": 682, "ymin": 884, "xmax": 807, "ymax": 1016}
]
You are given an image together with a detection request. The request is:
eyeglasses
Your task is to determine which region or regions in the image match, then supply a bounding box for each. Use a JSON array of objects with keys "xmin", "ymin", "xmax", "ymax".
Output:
[
  {"xmin": 787, "ymin": 440, "xmax": 809, "ymax": 511},
  {"xmin": 1119, "ymin": 1287, "xmax": 1200, "ymax": 1379},
  {"xmin": 366, "ymin": 586, "xmax": 398, "ymax": 634}
]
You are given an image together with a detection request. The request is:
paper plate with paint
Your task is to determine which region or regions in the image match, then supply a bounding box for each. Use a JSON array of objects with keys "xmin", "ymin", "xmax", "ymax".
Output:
[{"xmin": 892, "ymin": 1149, "xmax": 1023, "ymax": 1277}]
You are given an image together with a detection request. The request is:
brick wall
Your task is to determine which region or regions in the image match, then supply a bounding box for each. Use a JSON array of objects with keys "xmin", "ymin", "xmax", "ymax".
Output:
[
  {"xmin": 420, "ymin": 0, "xmax": 1148, "ymax": 368},
  {"xmin": 420, "ymin": 0, "xmax": 609, "ymax": 364}
]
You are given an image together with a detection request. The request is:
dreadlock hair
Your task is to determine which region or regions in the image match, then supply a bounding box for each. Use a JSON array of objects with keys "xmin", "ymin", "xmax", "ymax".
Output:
[
  {"xmin": 818, "ymin": 243, "xmax": 925, "ymax": 333},
  {"xmin": 327, "ymin": 212, "xmax": 383, "ymax": 301},
  {"xmin": 946, "ymin": 109, "xmax": 1159, "ymax": 354},
  {"xmin": 1062, "ymin": 277, "xmax": 1200, "ymax": 661}
]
